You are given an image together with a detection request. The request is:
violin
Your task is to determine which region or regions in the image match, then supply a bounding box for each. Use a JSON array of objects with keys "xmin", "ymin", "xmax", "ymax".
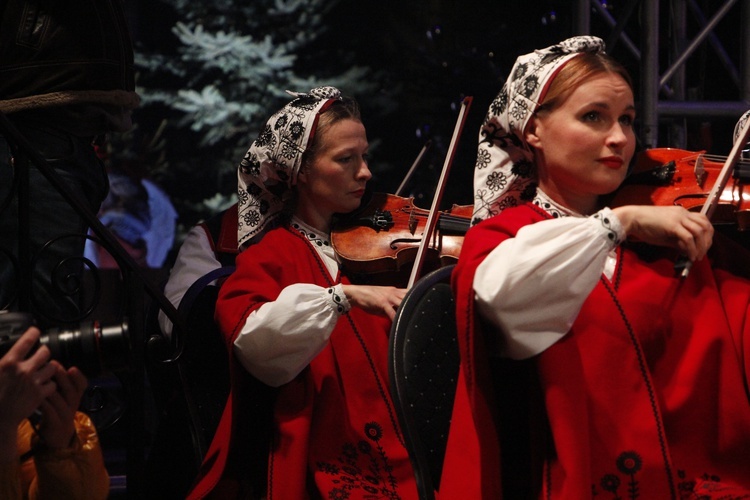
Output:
[
  {"xmin": 333, "ymin": 96, "xmax": 475, "ymax": 287},
  {"xmin": 331, "ymin": 192, "xmax": 472, "ymax": 282},
  {"xmin": 333, "ymin": 147, "xmax": 750, "ymax": 284},
  {"xmin": 610, "ymin": 147, "xmax": 750, "ymax": 230}
]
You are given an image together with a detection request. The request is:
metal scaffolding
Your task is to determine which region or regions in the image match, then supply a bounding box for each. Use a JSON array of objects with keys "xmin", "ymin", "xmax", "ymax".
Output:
[{"xmin": 574, "ymin": 0, "xmax": 750, "ymax": 149}]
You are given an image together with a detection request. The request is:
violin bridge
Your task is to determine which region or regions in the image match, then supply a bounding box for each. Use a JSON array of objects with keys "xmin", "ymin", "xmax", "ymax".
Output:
[{"xmin": 694, "ymin": 155, "xmax": 707, "ymax": 187}]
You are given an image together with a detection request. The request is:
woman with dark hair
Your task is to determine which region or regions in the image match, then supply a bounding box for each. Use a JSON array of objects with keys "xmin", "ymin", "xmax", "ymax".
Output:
[
  {"xmin": 442, "ymin": 37, "xmax": 750, "ymax": 499},
  {"xmin": 188, "ymin": 87, "xmax": 417, "ymax": 499}
]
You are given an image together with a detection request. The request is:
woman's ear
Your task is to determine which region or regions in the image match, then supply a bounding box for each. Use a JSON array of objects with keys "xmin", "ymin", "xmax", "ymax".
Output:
[
  {"xmin": 525, "ymin": 118, "xmax": 542, "ymax": 149},
  {"xmin": 297, "ymin": 164, "xmax": 309, "ymax": 184}
]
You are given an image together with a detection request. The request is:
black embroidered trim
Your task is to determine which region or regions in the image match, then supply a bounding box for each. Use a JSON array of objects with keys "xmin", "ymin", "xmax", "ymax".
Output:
[
  {"xmin": 291, "ymin": 222, "xmax": 330, "ymax": 247},
  {"xmin": 343, "ymin": 313, "xmax": 404, "ymax": 449},
  {"xmin": 264, "ymin": 227, "xmax": 337, "ymax": 499},
  {"xmin": 600, "ymin": 278, "xmax": 677, "ymax": 499},
  {"xmin": 286, "ymin": 225, "xmax": 336, "ymax": 287},
  {"xmin": 593, "ymin": 211, "xmax": 622, "ymax": 245},
  {"xmin": 461, "ymin": 289, "xmax": 476, "ymax": 393},
  {"xmin": 544, "ymin": 437, "xmax": 553, "ymax": 500},
  {"xmin": 327, "ymin": 286, "xmax": 346, "ymax": 313},
  {"xmin": 268, "ymin": 440, "xmax": 276, "ymax": 499},
  {"xmin": 532, "ymin": 198, "xmax": 566, "ymax": 219},
  {"xmin": 287, "ymin": 226, "xmax": 403, "ymax": 448},
  {"xmin": 527, "ymin": 202, "xmax": 554, "ymax": 220}
]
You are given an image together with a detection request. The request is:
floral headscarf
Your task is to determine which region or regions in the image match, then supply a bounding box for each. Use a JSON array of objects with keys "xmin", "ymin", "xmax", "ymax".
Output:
[
  {"xmin": 472, "ymin": 36, "xmax": 605, "ymax": 223},
  {"xmin": 237, "ymin": 86, "xmax": 342, "ymax": 248}
]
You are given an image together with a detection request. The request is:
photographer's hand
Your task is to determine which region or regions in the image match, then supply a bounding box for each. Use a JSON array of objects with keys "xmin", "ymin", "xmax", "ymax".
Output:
[
  {"xmin": 0, "ymin": 328, "xmax": 57, "ymax": 462},
  {"xmin": 36, "ymin": 362, "xmax": 88, "ymax": 449}
]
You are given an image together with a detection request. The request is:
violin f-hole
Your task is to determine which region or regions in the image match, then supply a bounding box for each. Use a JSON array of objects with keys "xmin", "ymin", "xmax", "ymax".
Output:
[{"xmin": 390, "ymin": 237, "xmax": 422, "ymax": 250}]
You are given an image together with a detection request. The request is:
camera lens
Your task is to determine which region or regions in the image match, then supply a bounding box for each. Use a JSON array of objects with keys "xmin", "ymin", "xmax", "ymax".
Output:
[
  {"xmin": 0, "ymin": 311, "xmax": 129, "ymax": 378},
  {"xmin": 44, "ymin": 321, "xmax": 129, "ymax": 377}
]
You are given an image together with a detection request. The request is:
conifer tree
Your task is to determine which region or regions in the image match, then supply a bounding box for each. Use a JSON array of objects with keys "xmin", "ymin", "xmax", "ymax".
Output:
[{"xmin": 126, "ymin": 0, "xmax": 392, "ymax": 235}]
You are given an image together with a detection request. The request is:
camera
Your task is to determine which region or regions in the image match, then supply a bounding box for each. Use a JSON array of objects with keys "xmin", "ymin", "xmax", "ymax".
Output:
[{"xmin": 0, "ymin": 311, "xmax": 129, "ymax": 377}]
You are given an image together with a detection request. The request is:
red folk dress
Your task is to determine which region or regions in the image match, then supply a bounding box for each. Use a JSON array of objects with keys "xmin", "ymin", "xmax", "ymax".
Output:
[
  {"xmin": 188, "ymin": 224, "xmax": 417, "ymax": 499},
  {"xmin": 441, "ymin": 203, "xmax": 750, "ymax": 499}
]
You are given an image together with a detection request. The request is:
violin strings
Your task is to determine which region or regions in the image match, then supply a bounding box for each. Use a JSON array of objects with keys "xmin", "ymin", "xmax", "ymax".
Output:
[
  {"xmin": 701, "ymin": 153, "xmax": 750, "ymax": 167},
  {"xmin": 403, "ymin": 210, "xmax": 470, "ymax": 223}
]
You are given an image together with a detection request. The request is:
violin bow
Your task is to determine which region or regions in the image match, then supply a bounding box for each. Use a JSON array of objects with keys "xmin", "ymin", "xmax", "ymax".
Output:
[
  {"xmin": 395, "ymin": 139, "xmax": 432, "ymax": 197},
  {"xmin": 407, "ymin": 96, "xmax": 473, "ymax": 289},
  {"xmin": 677, "ymin": 114, "xmax": 750, "ymax": 278}
]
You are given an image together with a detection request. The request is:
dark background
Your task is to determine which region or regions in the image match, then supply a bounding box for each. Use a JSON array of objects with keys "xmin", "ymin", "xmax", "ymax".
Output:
[{"xmin": 124, "ymin": 0, "xmax": 746, "ymax": 211}]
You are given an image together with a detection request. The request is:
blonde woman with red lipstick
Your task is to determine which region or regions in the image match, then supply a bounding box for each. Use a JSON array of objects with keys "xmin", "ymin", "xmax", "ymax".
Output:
[
  {"xmin": 187, "ymin": 88, "xmax": 417, "ymax": 500},
  {"xmin": 442, "ymin": 37, "xmax": 750, "ymax": 499}
]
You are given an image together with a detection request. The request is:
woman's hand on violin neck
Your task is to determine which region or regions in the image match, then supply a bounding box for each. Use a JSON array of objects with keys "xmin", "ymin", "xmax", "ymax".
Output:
[
  {"xmin": 612, "ymin": 205, "xmax": 714, "ymax": 262},
  {"xmin": 341, "ymin": 284, "xmax": 407, "ymax": 321}
]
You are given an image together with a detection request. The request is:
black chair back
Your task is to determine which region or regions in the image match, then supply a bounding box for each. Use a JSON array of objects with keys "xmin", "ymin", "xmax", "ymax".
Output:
[
  {"xmin": 144, "ymin": 266, "xmax": 235, "ymax": 499},
  {"xmin": 389, "ymin": 264, "xmax": 459, "ymax": 500}
]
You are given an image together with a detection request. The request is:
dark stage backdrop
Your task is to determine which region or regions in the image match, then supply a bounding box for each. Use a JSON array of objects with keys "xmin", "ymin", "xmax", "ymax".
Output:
[{"xmin": 123, "ymin": 0, "xmax": 745, "ymax": 223}]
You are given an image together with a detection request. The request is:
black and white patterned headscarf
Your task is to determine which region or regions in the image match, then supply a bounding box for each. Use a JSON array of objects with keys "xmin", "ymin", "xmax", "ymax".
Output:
[
  {"xmin": 237, "ymin": 86, "xmax": 342, "ymax": 248},
  {"xmin": 472, "ymin": 36, "xmax": 605, "ymax": 223}
]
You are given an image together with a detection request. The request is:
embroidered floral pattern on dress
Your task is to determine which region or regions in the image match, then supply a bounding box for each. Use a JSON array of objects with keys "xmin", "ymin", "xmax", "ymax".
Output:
[
  {"xmin": 317, "ymin": 421, "xmax": 403, "ymax": 499},
  {"xmin": 592, "ymin": 451, "xmax": 643, "ymax": 499},
  {"xmin": 676, "ymin": 469, "xmax": 750, "ymax": 499}
]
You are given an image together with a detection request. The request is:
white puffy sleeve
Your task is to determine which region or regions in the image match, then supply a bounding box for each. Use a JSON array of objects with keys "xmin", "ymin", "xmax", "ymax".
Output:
[
  {"xmin": 233, "ymin": 283, "xmax": 351, "ymax": 387},
  {"xmin": 474, "ymin": 207, "xmax": 624, "ymax": 359}
]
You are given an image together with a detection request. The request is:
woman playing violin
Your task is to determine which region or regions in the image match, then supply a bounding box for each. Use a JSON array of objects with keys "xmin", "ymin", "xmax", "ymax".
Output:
[
  {"xmin": 187, "ymin": 87, "xmax": 417, "ymax": 499},
  {"xmin": 442, "ymin": 37, "xmax": 750, "ymax": 499}
]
